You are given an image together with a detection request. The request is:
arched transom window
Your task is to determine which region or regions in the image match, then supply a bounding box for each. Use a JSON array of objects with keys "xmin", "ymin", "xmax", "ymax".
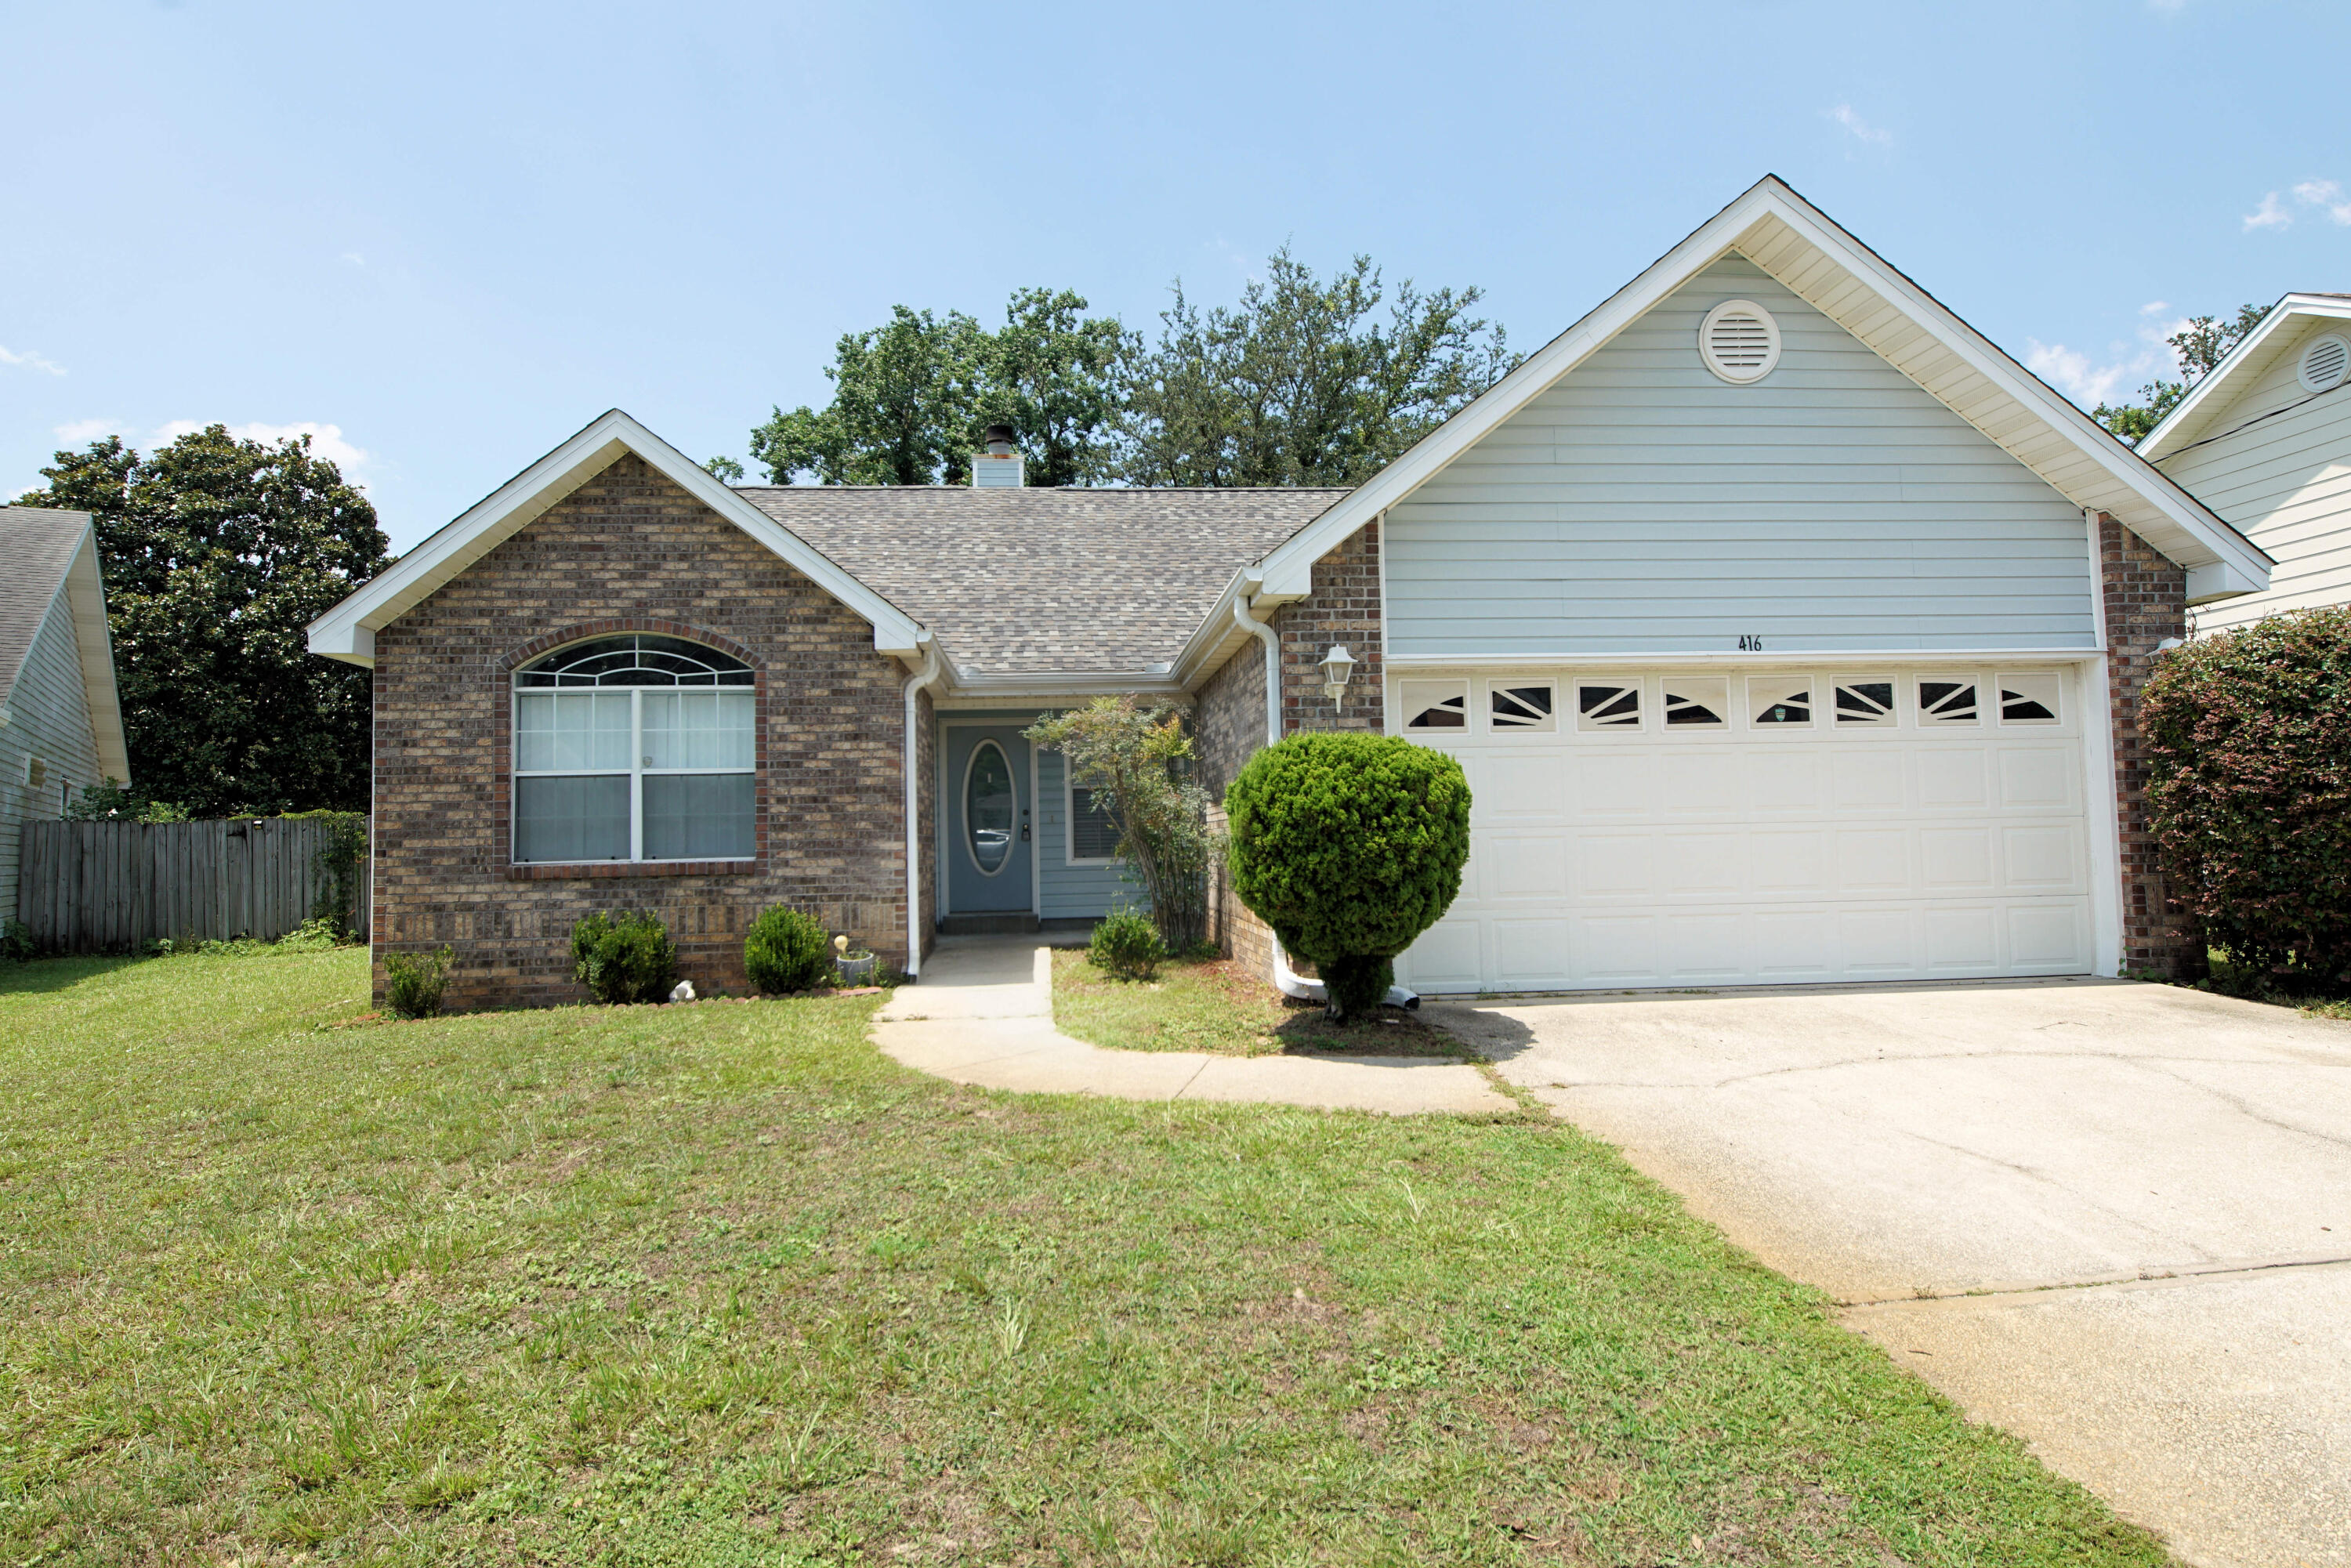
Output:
[{"xmin": 512, "ymin": 636, "xmax": 755, "ymax": 864}]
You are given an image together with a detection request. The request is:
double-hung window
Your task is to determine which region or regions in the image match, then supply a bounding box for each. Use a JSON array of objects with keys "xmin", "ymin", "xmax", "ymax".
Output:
[{"xmin": 512, "ymin": 636, "xmax": 755, "ymax": 864}]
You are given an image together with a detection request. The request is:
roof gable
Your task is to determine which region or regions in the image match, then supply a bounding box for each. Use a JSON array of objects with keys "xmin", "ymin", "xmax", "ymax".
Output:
[
  {"xmin": 306, "ymin": 411, "xmax": 926, "ymax": 666},
  {"xmin": 2137, "ymin": 294, "xmax": 2351, "ymax": 462},
  {"xmin": 1253, "ymin": 176, "xmax": 2272, "ymax": 607},
  {"xmin": 0, "ymin": 507, "xmax": 131, "ymax": 781}
]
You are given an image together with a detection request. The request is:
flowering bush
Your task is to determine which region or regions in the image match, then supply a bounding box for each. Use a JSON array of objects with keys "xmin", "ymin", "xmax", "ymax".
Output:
[{"xmin": 2142, "ymin": 607, "xmax": 2351, "ymax": 990}]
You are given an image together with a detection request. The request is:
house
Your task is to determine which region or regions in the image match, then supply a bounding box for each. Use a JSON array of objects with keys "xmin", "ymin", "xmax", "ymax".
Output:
[
  {"xmin": 310, "ymin": 177, "xmax": 2270, "ymax": 1009},
  {"xmin": 0, "ymin": 507, "xmax": 132, "ymax": 922},
  {"xmin": 2135, "ymin": 293, "xmax": 2351, "ymax": 632}
]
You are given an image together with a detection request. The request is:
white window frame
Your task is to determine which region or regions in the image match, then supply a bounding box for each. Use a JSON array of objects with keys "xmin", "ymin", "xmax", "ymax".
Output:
[
  {"xmin": 1063, "ymin": 770, "xmax": 1118, "ymax": 867},
  {"xmin": 509, "ymin": 686, "xmax": 756, "ymax": 865},
  {"xmin": 1574, "ymin": 678, "xmax": 1645, "ymax": 733},
  {"xmin": 1486, "ymin": 679, "xmax": 1559, "ymax": 734}
]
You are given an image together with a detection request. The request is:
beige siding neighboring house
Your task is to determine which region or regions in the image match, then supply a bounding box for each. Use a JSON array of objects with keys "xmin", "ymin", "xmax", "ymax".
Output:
[
  {"xmin": 2139, "ymin": 295, "xmax": 2351, "ymax": 633},
  {"xmin": 0, "ymin": 507, "xmax": 132, "ymax": 921}
]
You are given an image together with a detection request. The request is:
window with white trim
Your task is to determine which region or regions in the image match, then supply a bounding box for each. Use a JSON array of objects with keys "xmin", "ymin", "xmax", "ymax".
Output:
[
  {"xmin": 1068, "ymin": 782, "xmax": 1120, "ymax": 862},
  {"xmin": 1661, "ymin": 676, "xmax": 1728, "ymax": 728},
  {"xmin": 512, "ymin": 636, "xmax": 755, "ymax": 864},
  {"xmin": 1749, "ymin": 677, "xmax": 1812, "ymax": 726},
  {"xmin": 1833, "ymin": 679, "xmax": 1897, "ymax": 726},
  {"xmin": 1918, "ymin": 679, "xmax": 1980, "ymax": 725}
]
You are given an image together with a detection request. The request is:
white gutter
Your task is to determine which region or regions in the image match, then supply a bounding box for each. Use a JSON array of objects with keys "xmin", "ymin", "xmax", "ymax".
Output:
[
  {"xmin": 900, "ymin": 636, "xmax": 942, "ymax": 978},
  {"xmin": 1233, "ymin": 587, "xmax": 1282, "ymax": 746}
]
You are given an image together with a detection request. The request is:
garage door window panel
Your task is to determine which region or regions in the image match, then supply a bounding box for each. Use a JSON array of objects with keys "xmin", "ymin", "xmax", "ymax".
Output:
[
  {"xmin": 1578, "ymin": 681, "xmax": 1643, "ymax": 732},
  {"xmin": 1402, "ymin": 680, "xmax": 1469, "ymax": 731},
  {"xmin": 1489, "ymin": 682, "xmax": 1557, "ymax": 733},
  {"xmin": 1998, "ymin": 673, "xmax": 2061, "ymax": 725},
  {"xmin": 1750, "ymin": 678, "xmax": 1813, "ymax": 727},
  {"xmin": 1834, "ymin": 679, "xmax": 1898, "ymax": 726},
  {"xmin": 1662, "ymin": 677, "xmax": 1728, "ymax": 729},
  {"xmin": 1918, "ymin": 679, "xmax": 1980, "ymax": 726}
]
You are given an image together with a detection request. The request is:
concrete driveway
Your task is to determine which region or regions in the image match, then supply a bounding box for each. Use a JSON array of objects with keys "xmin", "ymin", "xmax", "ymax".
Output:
[{"xmin": 1429, "ymin": 977, "xmax": 2351, "ymax": 1568}]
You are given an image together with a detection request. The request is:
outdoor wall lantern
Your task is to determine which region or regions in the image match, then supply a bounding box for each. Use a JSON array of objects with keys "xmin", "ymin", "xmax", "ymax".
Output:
[{"xmin": 1320, "ymin": 645, "xmax": 1357, "ymax": 706}]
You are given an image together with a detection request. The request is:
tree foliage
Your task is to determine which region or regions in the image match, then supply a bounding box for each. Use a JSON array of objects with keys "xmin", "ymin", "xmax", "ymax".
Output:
[
  {"xmin": 2093, "ymin": 303, "xmax": 2273, "ymax": 445},
  {"xmin": 1120, "ymin": 248, "xmax": 1518, "ymax": 487},
  {"xmin": 1224, "ymin": 733, "xmax": 1472, "ymax": 1022},
  {"xmin": 2141, "ymin": 607, "xmax": 2351, "ymax": 990},
  {"xmin": 1025, "ymin": 697, "xmax": 1215, "ymax": 952},
  {"xmin": 748, "ymin": 292, "xmax": 1130, "ymax": 487},
  {"xmin": 15, "ymin": 427, "xmax": 390, "ymax": 816}
]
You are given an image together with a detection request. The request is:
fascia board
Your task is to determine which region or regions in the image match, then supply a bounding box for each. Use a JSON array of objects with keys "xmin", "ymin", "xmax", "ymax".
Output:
[
  {"xmin": 306, "ymin": 410, "xmax": 926, "ymax": 665},
  {"xmin": 2139, "ymin": 295, "xmax": 2351, "ymax": 460},
  {"xmin": 1253, "ymin": 176, "xmax": 2269, "ymax": 592},
  {"xmin": 63, "ymin": 528, "xmax": 130, "ymax": 782}
]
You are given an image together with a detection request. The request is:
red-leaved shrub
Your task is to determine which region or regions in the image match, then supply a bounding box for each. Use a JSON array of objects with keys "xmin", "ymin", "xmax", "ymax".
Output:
[{"xmin": 2141, "ymin": 607, "xmax": 2351, "ymax": 989}]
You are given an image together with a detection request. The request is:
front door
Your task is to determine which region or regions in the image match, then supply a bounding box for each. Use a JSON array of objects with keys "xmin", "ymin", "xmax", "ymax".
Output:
[{"xmin": 946, "ymin": 726, "xmax": 1032, "ymax": 913}]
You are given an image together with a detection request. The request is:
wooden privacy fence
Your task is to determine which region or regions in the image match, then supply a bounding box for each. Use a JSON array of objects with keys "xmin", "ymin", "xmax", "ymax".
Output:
[{"xmin": 17, "ymin": 817, "xmax": 371, "ymax": 954}]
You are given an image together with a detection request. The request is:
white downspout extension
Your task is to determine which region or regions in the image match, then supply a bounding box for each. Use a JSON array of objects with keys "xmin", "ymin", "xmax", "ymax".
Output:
[
  {"xmin": 900, "ymin": 636, "xmax": 942, "ymax": 979},
  {"xmin": 1233, "ymin": 591, "xmax": 1281, "ymax": 747},
  {"xmin": 1232, "ymin": 589, "xmax": 1418, "ymax": 1011}
]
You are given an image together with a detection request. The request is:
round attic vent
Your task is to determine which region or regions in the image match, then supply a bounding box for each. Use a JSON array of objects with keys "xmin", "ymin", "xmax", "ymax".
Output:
[
  {"xmin": 1698, "ymin": 299, "xmax": 1781, "ymax": 384},
  {"xmin": 2299, "ymin": 333, "xmax": 2350, "ymax": 393}
]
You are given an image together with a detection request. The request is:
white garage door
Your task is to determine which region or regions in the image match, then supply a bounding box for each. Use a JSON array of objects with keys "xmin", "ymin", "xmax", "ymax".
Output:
[{"xmin": 1393, "ymin": 667, "xmax": 2096, "ymax": 994}]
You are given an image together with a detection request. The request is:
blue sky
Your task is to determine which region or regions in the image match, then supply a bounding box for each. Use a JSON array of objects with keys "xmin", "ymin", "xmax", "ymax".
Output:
[{"xmin": 4, "ymin": 0, "xmax": 2346, "ymax": 552}]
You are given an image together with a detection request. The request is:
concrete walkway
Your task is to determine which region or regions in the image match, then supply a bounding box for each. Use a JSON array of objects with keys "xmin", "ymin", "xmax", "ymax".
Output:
[
  {"xmin": 1432, "ymin": 978, "xmax": 2351, "ymax": 1568},
  {"xmin": 873, "ymin": 936, "xmax": 1512, "ymax": 1116}
]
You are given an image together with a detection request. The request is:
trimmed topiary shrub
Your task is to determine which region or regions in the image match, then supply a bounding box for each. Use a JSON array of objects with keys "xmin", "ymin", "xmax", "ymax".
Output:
[
  {"xmin": 1089, "ymin": 907, "xmax": 1166, "ymax": 981},
  {"xmin": 384, "ymin": 945, "xmax": 453, "ymax": 1019},
  {"xmin": 571, "ymin": 911, "xmax": 679, "ymax": 1005},
  {"xmin": 1226, "ymin": 732, "xmax": 1472, "ymax": 1022},
  {"xmin": 2143, "ymin": 606, "xmax": 2351, "ymax": 991},
  {"xmin": 745, "ymin": 907, "xmax": 836, "ymax": 994}
]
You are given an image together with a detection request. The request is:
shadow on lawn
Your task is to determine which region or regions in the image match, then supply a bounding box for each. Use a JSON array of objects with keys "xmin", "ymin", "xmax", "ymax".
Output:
[{"xmin": 0, "ymin": 954, "xmax": 152, "ymax": 995}]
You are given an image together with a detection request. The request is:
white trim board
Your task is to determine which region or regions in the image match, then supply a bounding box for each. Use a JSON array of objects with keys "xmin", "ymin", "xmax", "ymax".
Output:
[
  {"xmin": 307, "ymin": 409, "xmax": 926, "ymax": 666},
  {"xmin": 2139, "ymin": 293, "xmax": 2351, "ymax": 462},
  {"xmin": 1250, "ymin": 176, "xmax": 2270, "ymax": 604}
]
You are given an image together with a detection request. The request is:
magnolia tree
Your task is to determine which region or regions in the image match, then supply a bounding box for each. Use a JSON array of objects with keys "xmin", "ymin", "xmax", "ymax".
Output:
[
  {"xmin": 1024, "ymin": 698, "xmax": 1215, "ymax": 951},
  {"xmin": 1225, "ymin": 733, "xmax": 1472, "ymax": 1023}
]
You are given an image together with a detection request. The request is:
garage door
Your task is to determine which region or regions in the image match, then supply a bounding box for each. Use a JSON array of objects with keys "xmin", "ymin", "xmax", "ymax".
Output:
[{"xmin": 1393, "ymin": 667, "xmax": 2096, "ymax": 994}]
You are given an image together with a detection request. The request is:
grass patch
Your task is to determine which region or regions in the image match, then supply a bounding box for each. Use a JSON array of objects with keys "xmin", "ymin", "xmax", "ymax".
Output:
[
  {"xmin": 1052, "ymin": 948, "xmax": 1466, "ymax": 1059},
  {"xmin": 2153, "ymin": 949, "xmax": 2351, "ymax": 1023},
  {"xmin": 0, "ymin": 948, "xmax": 2172, "ymax": 1565}
]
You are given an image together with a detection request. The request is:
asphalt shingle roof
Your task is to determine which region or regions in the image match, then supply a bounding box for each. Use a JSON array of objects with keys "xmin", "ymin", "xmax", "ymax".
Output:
[
  {"xmin": 0, "ymin": 507, "xmax": 90, "ymax": 708},
  {"xmin": 737, "ymin": 486, "xmax": 1346, "ymax": 674}
]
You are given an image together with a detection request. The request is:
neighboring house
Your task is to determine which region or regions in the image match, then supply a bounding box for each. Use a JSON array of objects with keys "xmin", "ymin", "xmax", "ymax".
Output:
[
  {"xmin": 2135, "ymin": 293, "xmax": 2351, "ymax": 632},
  {"xmin": 0, "ymin": 507, "xmax": 132, "ymax": 922},
  {"xmin": 311, "ymin": 177, "xmax": 2271, "ymax": 1009}
]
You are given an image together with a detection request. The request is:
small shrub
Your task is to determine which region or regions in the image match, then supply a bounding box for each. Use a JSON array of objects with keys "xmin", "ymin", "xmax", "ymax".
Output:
[
  {"xmin": 273, "ymin": 918, "xmax": 341, "ymax": 953},
  {"xmin": 571, "ymin": 912, "xmax": 679, "ymax": 1005},
  {"xmin": 1226, "ymin": 732, "xmax": 1472, "ymax": 1023},
  {"xmin": 0, "ymin": 919, "xmax": 35, "ymax": 963},
  {"xmin": 744, "ymin": 907, "xmax": 836, "ymax": 994},
  {"xmin": 2143, "ymin": 607, "xmax": 2351, "ymax": 991},
  {"xmin": 1089, "ymin": 908, "xmax": 1166, "ymax": 981},
  {"xmin": 385, "ymin": 946, "xmax": 453, "ymax": 1019}
]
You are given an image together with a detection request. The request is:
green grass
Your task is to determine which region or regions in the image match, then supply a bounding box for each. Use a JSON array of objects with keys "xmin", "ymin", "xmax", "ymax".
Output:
[
  {"xmin": 1052, "ymin": 949, "xmax": 1465, "ymax": 1058},
  {"xmin": 0, "ymin": 950, "xmax": 2172, "ymax": 1566}
]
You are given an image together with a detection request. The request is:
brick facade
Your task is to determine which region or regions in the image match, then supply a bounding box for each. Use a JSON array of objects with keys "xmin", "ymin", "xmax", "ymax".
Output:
[
  {"xmin": 2096, "ymin": 512, "xmax": 2201, "ymax": 980},
  {"xmin": 1193, "ymin": 523, "xmax": 1386, "ymax": 977},
  {"xmin": 370, "ymin": 454, "xmax": 912, "ymax": 1009}
]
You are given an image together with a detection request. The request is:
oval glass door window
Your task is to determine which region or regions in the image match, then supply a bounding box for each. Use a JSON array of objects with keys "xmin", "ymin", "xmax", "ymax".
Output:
[{"xmin": 965, "ymin": 741, "xmax": 1015, "ymax": 875}]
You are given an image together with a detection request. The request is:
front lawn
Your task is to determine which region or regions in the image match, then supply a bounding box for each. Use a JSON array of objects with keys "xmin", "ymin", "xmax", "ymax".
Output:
[
  {"xmin": 1050, "ymin": 948, "xmax": 1464, "ymax": 1058},
  {"xmin": 0, "ymin": 951, "xmax": 2171, "ymax": 1566}
]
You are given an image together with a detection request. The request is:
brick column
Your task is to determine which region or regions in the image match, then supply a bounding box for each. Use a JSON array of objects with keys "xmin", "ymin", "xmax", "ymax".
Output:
[
  {"xmin": 1273, "ymin": 522, "xmax": 1386, "ymax": 737},
  {"xmin": 2096, "ymin": 513, "xmax": 2203, "ymax": 979}
]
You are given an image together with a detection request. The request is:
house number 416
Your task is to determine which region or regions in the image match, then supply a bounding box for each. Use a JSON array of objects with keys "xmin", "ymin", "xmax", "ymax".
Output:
[{"xmin": 1737, "ymin": 634, "xmax": 1766, "ymax": 652}]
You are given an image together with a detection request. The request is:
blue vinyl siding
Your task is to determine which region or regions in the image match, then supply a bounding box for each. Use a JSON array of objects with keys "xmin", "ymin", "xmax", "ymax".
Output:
[
  {"xmin": 1036, "ymin": 745, "xmax": 1144, "ymax": 919},
  {"xmin": 1384, "ymin": 255, "xmax": 2098, "ymax": 657},
  {"xmin": 1, "ymin": 590, "xmax": 103, "ymax": 918}
]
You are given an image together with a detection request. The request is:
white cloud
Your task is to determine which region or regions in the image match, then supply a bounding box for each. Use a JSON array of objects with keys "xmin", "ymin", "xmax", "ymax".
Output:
[
  {"xmin": 2291, "ymin": 179, "xmax": 2351, "ymax": 225},
  {"xmin": 340, "ymin": 251, "xmax": 366, "ymax": 266},
  {"xmin": 2025, "ymin": 303, "xmax": 2192, "ymax": 409},
  {"xmin": 1828, "ymin": 103, "xmax": 1893, "ymax": 150},
  {"xmin": 2244, "ymin": 190, "xmax": 2293, "ymax": 231},
  {"xmin": 152, "ymin": 419, "xmax": 371, "ymax": 478},
  {"xmin": 52, "ymin": 418, "xmax": 118, "ymax": 445},
  {"xmin": 1, "ymin": 342, "xmax": 67, "ymax": 375}
]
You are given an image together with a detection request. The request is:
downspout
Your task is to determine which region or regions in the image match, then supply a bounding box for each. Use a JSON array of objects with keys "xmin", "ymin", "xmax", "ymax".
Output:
[
  {"xmin": 1232, "ymin": 588, "xmax": 1281, "ymax": 747},
  {"xmin": 900, "ymin": 635, "xmax": 941, "ymax": 979},
  {"xmin": 1231, "ymin": 583, "xmax": 1418, "ymax": 1011}
]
